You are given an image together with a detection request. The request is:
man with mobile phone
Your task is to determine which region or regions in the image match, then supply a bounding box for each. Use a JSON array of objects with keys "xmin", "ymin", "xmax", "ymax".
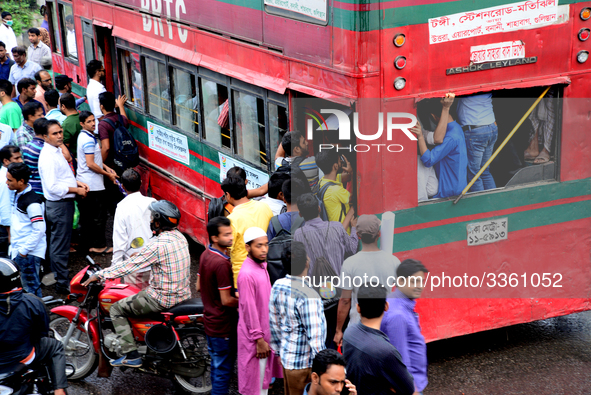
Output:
[{"xmin": 303, "ymin": 349, "xmax": 357, "ymax": 395}]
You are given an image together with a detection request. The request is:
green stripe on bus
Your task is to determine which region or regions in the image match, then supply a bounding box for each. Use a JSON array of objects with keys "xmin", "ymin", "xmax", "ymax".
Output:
[
  {"xmin": 392, "ymin": 179, "xmax": 591, "ymax": 228},
  {"xmin": 392, "ymin": 198, "xmax": 591, "ymax": 252},
  {"xmin": 211, "ymin": 0, "xmax": 588, "ymax": 32}
]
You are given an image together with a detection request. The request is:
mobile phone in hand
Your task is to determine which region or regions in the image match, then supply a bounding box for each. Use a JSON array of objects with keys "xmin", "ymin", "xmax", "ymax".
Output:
[{"xmin": 341, "ymin": 382, "xmax": 350, "ymax": 395}]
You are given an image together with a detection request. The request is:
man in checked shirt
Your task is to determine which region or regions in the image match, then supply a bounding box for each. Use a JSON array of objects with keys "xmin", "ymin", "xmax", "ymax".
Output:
[
  {"xmin": 83, "ymin": 200, "xmax": 191, "ymax": 368},
  {"xmin": 269, "ymin": 241, "xmax": 327, "ymax": 395}
]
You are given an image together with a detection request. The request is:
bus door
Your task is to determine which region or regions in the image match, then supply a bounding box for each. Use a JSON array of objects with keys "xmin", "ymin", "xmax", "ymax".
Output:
[{"xmin": 94, "ymin": 25, "xmax": 117, "ymax": 95}]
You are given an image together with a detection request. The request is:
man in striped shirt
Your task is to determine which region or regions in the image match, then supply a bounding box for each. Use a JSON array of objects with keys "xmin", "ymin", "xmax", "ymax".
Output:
[
  {"xmin": 22, "ymin": 118, "xmax": 46, "ymax": 195},
  {"xmin": 275, "ymin": 131, "xmax": 319, "ymax": 194},
  {"xmin": 83, "ymin": 200, "xmax": 191, "ymax": 368},
  {"xmin": 269, "ymin": 241, "xmax": 326, "ymax": 395}
]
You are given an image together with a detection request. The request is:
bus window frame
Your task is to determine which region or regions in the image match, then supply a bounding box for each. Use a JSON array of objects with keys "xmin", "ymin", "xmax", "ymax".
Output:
[
  {"xmin": 80, "ymin": 18, "xmax": 95, "ymax": 63},
  {"xmin": 45, "ymin": 0, "xmax": 61, "ymax": 54},
  {"xmin": 168, "ymin": 57, "xmax": 199, "ymax": 135},
  {"xmin": 141, "ymin": 48, "xmax": 171, "ymax": 124},
  {"xmin": 416, "ymin": 86, "xmax": 563, "ymax": 205},
  {"xmin": 57, "ymin": 0, "xmax": 79, "ymax": 65},
  {"xmin": 113, "ymin": 41, "xmax": 289, "ymax": 173}
]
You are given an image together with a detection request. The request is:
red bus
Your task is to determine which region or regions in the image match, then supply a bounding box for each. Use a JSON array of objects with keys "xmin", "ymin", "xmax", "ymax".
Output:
[{"xmin": 46, "ymin": 0, "xmax": 591, "ymax": 343}]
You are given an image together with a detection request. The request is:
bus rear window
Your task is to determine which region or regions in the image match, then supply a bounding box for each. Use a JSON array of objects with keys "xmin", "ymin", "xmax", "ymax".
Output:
[{"xmin": 233, "ymin": 91, "xmax": 266, "ymax": 168}]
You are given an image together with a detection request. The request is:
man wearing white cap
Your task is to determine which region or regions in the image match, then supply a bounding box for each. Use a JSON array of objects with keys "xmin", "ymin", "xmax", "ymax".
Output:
[{"xmin": 236, "ymin": 227, "xmax": 283, "ymax": 395}]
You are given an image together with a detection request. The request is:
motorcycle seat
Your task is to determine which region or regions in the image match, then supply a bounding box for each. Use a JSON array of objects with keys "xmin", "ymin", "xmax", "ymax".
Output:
[
  {"xmin": 166, "ymin": 298, "xmax": 204, "ymax": 316},
  {"xmin": 0, "ymin": 363, "xmax": 27, "ymax": 380}
]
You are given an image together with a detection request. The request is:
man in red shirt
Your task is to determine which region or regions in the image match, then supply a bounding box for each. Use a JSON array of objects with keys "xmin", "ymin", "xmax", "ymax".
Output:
[
  {"xmin": 196, "ymin": 216, "xmax": 238, "ymax": 395},
  {"xmin": 97, "ymin": 91, "xmax": 128, "ymax": 214}
]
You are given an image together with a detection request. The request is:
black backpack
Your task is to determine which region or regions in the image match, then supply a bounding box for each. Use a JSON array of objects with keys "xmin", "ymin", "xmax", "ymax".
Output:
[
  {"xmin": 275, "ymin": 157, "xmax": 312, "ymax": 195},
  {"xmin": 317, "ymin": 181, "xmax": 346, "ymax": 222},
  {"xmin": 266, "ymin": 215, "xmax": 304, "ymax": 285},
  {"xmin": 207, "ymin": 195, "xmax": 230, "ymax": 221},
  {"xmin": 103, "ymin": 115, "xmax": 139, "ymax": 175}
]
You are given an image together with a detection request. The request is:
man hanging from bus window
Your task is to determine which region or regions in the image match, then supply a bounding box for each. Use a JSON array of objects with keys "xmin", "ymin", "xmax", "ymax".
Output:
[
  {"xmin": 222, "ymin": 175, "xmax": 273, "ymax": 289},
  {"xmin": 275, "ymin": 131, "xmax": 319, "ymax": 194},
  {"xmin": 381, "ymin": 259, "xmax": 429, "ymax": 395},
  {"xmin": 524, "ymin": 87, "xmax": 556, "ymax": 165},
  {"xmin": 315, "ymin": 149, "xmax": 355, "ymax": 233},
  {"xmin": 455, "ymin": 92, "xmax": 498, "ymax": 192},
  {"xmin": 412, "ymin": 93, "xmax": 456, "ymax": 201},
  {"xmin": 410, "ymin": 98, "xmax": 467, "ymax": 199}
]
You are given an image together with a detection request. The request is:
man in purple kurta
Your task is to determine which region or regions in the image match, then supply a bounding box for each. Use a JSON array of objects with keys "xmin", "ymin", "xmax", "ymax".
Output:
[{"xmin": 237, "ymin": 227, "xmax": 283, "ymax": 395}]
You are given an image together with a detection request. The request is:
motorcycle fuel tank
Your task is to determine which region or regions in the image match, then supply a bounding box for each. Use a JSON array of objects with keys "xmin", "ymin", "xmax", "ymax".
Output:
[{"xmin": 99, "ymin": 282, "xmax": 141, "ymax": 313}]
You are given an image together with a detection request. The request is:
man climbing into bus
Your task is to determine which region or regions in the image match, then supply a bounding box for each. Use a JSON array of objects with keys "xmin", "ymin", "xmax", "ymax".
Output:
[
  {"xmin": 455, "ymin": 92, "xmax": 498, "ymax": 192},
  {"xmin": 275, "ymin": 130, "xmax": 319, "ymax": 194},
  {"xmin": 411, "ymin": 97, "xmax": 467, "ymax": 199},
  {"xmin": 315, "ymin": 149, "xmax": 355, "ymax": 233},
  {"xmin": 221, "ymin": 176, "xmax": 273, "ymax": 288}
]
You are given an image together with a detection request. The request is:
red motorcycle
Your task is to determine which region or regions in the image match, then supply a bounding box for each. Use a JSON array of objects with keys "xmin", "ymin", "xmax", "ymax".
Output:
[{"xmin": 49, "ymin": 257, "xmax": 211, "ymax": 393}]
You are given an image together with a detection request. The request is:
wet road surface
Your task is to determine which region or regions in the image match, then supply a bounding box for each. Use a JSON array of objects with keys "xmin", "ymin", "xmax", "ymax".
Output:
[{"xmin": 46, "ymin": 242, "xmax": 591, "ymax": 395}]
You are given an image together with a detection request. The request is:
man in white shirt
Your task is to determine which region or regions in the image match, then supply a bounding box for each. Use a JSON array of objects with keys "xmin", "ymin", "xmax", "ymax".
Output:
[
  {"xmin": 0, "ymin": 144, "xmax": 23, "ymax": 258},
  {"xmin": 0, "ymin": 122, "xmax": 13, "ymax": 149},
  {"xmin": 259, "ymin": 172, "xmax": 288, "ymax": 216},
  {"xmin": 0, "ymin": 12, "xmax": 17, "ymax": 59},
  {"xmin": 26, "ymin": 28, "xmax": 51, "ymax": 65},
  {"xmin": 38, "ymin": 120, "xmax": 89, "ymax": 294},
  {"xmin": 112, "ymin": 168, "xmax": 156, "ymax": 289},
  {"xmin": 64, "ymin": 15, "xmax": 77, "ymax": 58},
  {"xmin": 8, "ymin": 47, "xmax": 42, "ymax": 94},
  {"xmin": 85, "ymin": 60, "xmax": 106, "ymax": 129}
]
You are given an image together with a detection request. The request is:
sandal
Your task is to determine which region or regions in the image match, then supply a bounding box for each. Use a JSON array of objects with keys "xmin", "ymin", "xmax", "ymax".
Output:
[
  {"xmin": 89, "ymin": 247, "xmax": 113, "ymax": 255},
  {"xmin": 533, "ymin": 151, "xmax": 550, "ymax": 164}
]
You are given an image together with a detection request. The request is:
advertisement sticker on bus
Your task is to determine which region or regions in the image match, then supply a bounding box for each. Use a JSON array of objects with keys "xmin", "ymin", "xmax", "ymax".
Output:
[
  {"xmin": 147, "ymin": 121, "xmax": 190, "ymax": 165},
  {"xmin": 218, "ymin": 153, "xmax": 270, "ymax": 190},
  {"xmin": 429, "ymin": 0, "xmax": 569, "ymax": 44}
]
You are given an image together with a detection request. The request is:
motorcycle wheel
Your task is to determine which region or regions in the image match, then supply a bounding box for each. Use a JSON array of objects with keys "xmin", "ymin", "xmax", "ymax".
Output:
[
  {"xmin": 49, "ymin": 315, "xmax": 99, "ymax": 380},
  {"xmin": 172, "ymin": 330, "xmax": 212, "ymax": 394}
]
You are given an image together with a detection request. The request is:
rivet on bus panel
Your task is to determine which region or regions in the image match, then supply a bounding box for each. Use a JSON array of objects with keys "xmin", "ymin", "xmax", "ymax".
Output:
[{"xmin": 393, "ymin": 34, "xmax": 406, "ymax": 47}]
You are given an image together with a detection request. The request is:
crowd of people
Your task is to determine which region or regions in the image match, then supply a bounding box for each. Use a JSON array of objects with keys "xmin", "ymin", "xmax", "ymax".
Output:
[
  {"xmin": 0, "ymin": 7, "xmax": 134, "ymax": 299},
  {"xmin": 185, "ymin": 128, "xmax": 429, "ymax": 395}
]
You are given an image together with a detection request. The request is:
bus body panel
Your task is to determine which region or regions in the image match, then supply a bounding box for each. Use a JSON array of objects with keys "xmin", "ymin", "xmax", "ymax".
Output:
[{"xmin": 51, "ymin": 0, "xmax": 591, "ymax": 340}]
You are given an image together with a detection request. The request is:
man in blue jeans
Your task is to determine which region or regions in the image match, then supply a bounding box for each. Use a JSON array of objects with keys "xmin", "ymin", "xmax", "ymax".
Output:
[
  {"xmin": 6, "ymin": 162, "xmax": 46, "ymax": 297},
  {"xmin": 196, "ymin": 216, "xmax": 238, "ymax": 394},
  {"xmin": 456, "ymin": 92, "xmax": 498, "ymax": 192}
]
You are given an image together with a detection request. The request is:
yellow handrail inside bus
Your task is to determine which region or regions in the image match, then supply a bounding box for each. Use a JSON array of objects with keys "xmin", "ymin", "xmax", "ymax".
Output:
[{"xmin": 453, "ymin": 86, "xmax": 551, "ymax": 205}]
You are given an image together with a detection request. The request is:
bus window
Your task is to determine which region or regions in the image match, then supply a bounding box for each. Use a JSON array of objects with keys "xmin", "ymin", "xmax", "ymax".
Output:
[
  {"xmin": 144, "ymin": 57, "xmax": 170, "ymax": 121},
  {"xmin": 58, "ymin": 3, "xmax": 77, "ymax": 59},
  {"xmin": 269, "ymin": 102, "xmax": 288, "ymax": 157},
  {"xmin": 201, "ymin": 79, "xmax": 231, "ymax": 150},
  {"xmin": 118, "ymin": 49, "xmax": 143, "ymax": 109},
  {"xmin": 171, "ymin": 67, "xmax": 197, "ymax": 133},
  {"xmin": 46, "ymin": 1, "xmax": 61, "ymax": 53},
  {"xmin": 81, "ymin": 20, "xmax": 94, "ymax": 62},
  {"xmin": 232, "ymin": 90, "xmax": 266, "ymax": 167}
]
